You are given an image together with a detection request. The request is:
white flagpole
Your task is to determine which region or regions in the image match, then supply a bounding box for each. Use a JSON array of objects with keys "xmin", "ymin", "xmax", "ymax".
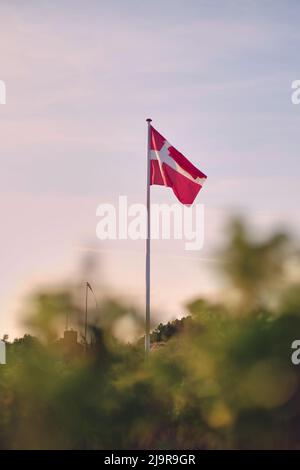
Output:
[
  {"xmin": 84, "ymin": 282, "xmax": 88, "ymax": 349},
  {"xmin": 145, "ymin": 118, "xmax": 152, "ymax": 355}
]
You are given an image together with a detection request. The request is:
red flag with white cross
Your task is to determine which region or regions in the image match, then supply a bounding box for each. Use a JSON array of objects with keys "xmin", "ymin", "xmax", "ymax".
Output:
[{"xmin": 150, "ymin": 125, "xmax": 207, "ymax": 205}]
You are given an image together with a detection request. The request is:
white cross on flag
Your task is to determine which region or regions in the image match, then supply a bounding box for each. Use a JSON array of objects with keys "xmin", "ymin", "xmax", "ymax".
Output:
[{"xmin": 150, "ymin": 126, "xmax": 207, "ymax": 205}]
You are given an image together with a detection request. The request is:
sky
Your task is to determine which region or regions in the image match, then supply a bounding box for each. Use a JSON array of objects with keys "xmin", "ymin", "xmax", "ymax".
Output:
[{"xmin": 0, "ymin": 0, "xmax": 300, "ymax": 338}]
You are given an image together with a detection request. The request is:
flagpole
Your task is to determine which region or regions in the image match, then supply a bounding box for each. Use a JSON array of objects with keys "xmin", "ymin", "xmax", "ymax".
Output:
[
  {"xmin": 84, "ymin": 281, "xmax": 88, "ymax": 347},
  {"xmin": 145, "ymin": 118, "xmax": 152, "ymax": 355}
]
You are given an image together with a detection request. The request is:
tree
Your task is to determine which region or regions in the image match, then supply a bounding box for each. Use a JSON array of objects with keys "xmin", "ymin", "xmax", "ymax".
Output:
[{"xmin": 219, "ymin": 217, "xmax": 290, "ymax": 312}]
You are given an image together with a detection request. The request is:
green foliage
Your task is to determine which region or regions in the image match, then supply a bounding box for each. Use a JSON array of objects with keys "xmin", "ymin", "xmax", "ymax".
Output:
[
  {"xmin": 219, "ymin": 217, "xmax": 291, "ymax": 311},
  {"xmin": 1, "ymin": 302, "xmax": 300, "ymax": 449},
  {"xmin": 150, "ymin": 318, "xmax": 190, "ymax": 343},
  {"xmin": 0, "ymin": 217, "xmax": 300, "ymax": 449}
]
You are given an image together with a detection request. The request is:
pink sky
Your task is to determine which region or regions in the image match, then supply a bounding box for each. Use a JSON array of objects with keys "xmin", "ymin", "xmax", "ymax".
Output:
[{"xmin": 0, "ymin": 1, "xmax": 300, "ymax": 338}]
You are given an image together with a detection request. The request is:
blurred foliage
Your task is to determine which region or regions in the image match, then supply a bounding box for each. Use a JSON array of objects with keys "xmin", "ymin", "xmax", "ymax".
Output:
[
  {"xmin": 0, "ymin": 217, "xmax": 300, "ymax": 449},
  {"xmin": 219, "ymin": 217, "xmax": 291, "ymax": 312}
]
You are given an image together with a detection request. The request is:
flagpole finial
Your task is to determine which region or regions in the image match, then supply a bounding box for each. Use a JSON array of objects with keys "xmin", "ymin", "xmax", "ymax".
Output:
[{"xmin": 146, "ymin": 118, "xmax": 152, "ymax": 122}]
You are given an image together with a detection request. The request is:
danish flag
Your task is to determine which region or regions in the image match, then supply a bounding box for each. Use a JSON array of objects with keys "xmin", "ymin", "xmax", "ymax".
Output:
[{"xmin": 150, "ymin": 126, "xmax": 207, "ymax": 205}]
